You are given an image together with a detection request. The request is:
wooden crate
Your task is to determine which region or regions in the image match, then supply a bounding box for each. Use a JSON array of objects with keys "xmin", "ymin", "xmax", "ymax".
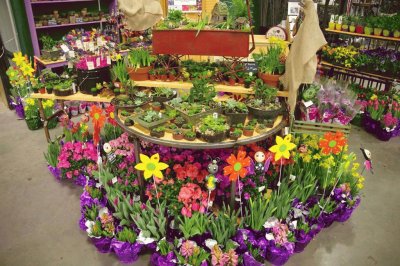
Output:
[{"xmin": 291, "ymin": 120, "xmax": 351, "ymax": 137}]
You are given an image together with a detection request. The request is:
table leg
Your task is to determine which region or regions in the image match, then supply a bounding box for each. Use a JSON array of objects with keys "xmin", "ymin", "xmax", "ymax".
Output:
[
  {"xmin": 133, "ymin": 137, "xmax": 145, "ymax": 201},
  {"xmin": 38, "ymin": 98, "xmax": 51, "ymax": 143}
]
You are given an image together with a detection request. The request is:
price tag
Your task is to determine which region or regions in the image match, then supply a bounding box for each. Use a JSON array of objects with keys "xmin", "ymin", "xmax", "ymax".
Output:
[
  {"xmin": 68, "ymin": 50, "xmax": 75, "ymax": 58},
  {"xmin": 87, "ymin": 62, "xmax": 94, "ymax": 70},
  {"xmin": 109, "ymin": 42, "xmax": 115, "ymax": 48},
  {"xmin": 213, "ymin": 112, "xmax": 218, "ymax": 119},
  {"xmin": 112, "ymin": 177, "xmax": 118, "ymax": 184},
  {"xmin": 68, "ymin": 61, "xmax": 73, "ymax": 69},
  {"xmin": 60, "ymin": 44, "xmax": 70, "ymax": 53},
  {"xmin": 83, "ymin": 41, "xmax": 89, "ymax": 51},
  {"xmin": 289, "ymin": 174, "xmax": 296, "ymax": 181},
  {"xmin": 158, "ymin": 112, "xmax": 162, "ymax": 118},
  {"xmin": 284, "ymin": 127, "xmax": 289, "ymax": 135},
  {"xmin": 303, "ymin": 100, "xmax": 314, "ymax": 108},
  {"xmin": 72, "ymin": 83, "xmax": 77, "ymax": 94},
  {"xmin": 106, "ymin": 56, "xmax": 111, "ymax": 65},
  {"xmin": 76, "ymin": 40, "xmax": 83, "ymax": 50},
  {"xmin": 89, "ymin": 42, "xmax": 95, "ymax": 52},
  {"xmin": 96, "ymin": 57, "xmax": 100, "ymax": 67},
  {"xmin": 97, "ymin": 37, "xmax": 103, "ymax": 46}
]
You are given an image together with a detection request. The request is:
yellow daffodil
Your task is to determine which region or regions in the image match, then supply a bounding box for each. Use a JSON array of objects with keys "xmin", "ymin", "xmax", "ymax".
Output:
[
  {"xmin": 313, "ymin": 154, "xmax": 321, "ymax": 160},
  {"xmin": 12, "ymin": 52, "xmax": 27, "ymax": 67},
  {"xmin": 135, "ymin": 153, "xmax": 169, "ymax": 180},
  {"xmin": 303, "ymin": 154, "xmax": 312, "ymax": 163},
  {"xmin": 269, "ymin": 134, "xmax": 297, "ymax": 161},
  {"xmin": 370, "ymin": 94, "xmax": 378, "ymax": 100},
  {"xmin": 20, "ymin": 63, "xmax": 34, "ymax": 77}
]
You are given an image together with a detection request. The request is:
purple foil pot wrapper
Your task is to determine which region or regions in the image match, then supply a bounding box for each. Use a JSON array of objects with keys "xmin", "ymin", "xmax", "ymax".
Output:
[
  {"xmin": 265, "ymin": 242, "xmax": 294, "ymax": 266},
  {"xmin": 294, "ymin": 230, "xmax": 313, "ymax": 253},
  {"xmin": 110, "ymin": 239, "xmax": 143, "ymax": 264},
  {"xmin": 242, "ymin": 253, "xmax": 264, "ymax": 266},
  {"xmin": 233, "ymin": 229, "xmax": 257, "ymax": 254},
  {"xmin": 74, "ymin": 174, "xmax": 87, "ymax": 187},
  {"xmin": 10, "ymin": 97, "xmax": 25, "ymax": 119},
  {"xmin": 335, "ymin": 198, "xmax": 361, "ymax": 223},
  {"xmin": 91, "ymin": 237, "xmax": 112, "ymax": 253},
  {"xmin": 321, "ymin": 212, "xmax": 338, "ymax": 228},
  {"xmin": 150, "ymin": 251, "xmax": 177, "ymax": 266},
  {"xmin": 47, "ymin": 165, "xmax": 61, "ymax": 180},
  {"xmin": 79, "ymin": 215, "xmax": 87, "ymax": 231}
]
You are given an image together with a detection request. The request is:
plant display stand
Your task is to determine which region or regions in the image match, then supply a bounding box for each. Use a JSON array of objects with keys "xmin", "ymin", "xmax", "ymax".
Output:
[{"xmin": 291, "ymin": 120, "xmax": 352, "ymax": 137}]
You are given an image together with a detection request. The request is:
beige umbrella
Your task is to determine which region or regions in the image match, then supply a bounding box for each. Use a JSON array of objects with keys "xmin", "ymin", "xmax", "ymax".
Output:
[
  {"xmin": 280, "ymin": 0, "xmax": 327, "ymax": 115},
  {"xmin": 118, "ymin": 0, "xmax": 163, "ymax": 31}
]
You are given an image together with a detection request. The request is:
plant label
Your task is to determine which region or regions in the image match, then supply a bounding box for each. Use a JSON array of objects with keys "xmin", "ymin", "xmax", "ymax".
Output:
[
  {"xmin": 83, "ymin": 41, "xmax": 89, "ymax": 51},
  {"xmin": 76, "ymin": 40, "xmax": 83, "ymax": 49},
  {"xmin": 112, "ymin": 177, "xmax": 118, "ymax": 184},
  {"xmin": 87, "ymin": 62, "xmax": 95, "ymax": 70},
  {"xmin": 68, "ymin": 61, "xmax": 73, "ymax": 69},
  {"xmin": 97, "ymin": 37, "xmax": 103, "ymax": 46},
  {"xmin": 68, "ymin": 50, "xmax": 75, "ymax": 58},
  {"xmin": 72, "ymin": 82, "xmax": 77, "ymax": 94},
  {"xmin": 338, "ymin": 16, "xmax": 343, "ymax": 24},
  {"xmin": 106, "ymin": 56, "xmax": 111, "ymax": 65},
  {"xmin": 95, "ymin": 183, "xmax": 102, "ymax": 188},
  {"xmin": 303, "ymin": 100, "xmax": 314, "ymax": 108},
  {"xmin": 284, "ymin": 127, "xmax": 289, "ymax": 135},
  {"xmin": 60, "ymin": 44, "xmax": 70, "ymax": 53},
  {"xmin": 114, "ymin": 82, "xmax": 120, "ymax": 88},
  {"xmin": 96, "ymin": 57, "xmax": 100, "ymax": 67},
  {"xmin": 213, "ymin": 112, "xmax": 218, "ymax": 119},
  {"xmin": 330, "ymin": 15, "xmax": 335, "ymax": 23},
  {"xmin": 89, "ymin": 42, "xmax": 95, "ymax": 52}
]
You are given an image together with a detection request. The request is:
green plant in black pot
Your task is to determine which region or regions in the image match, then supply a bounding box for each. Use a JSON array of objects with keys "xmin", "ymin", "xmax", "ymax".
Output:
[
  {"xmin": 150, "ymin": 126, "xmax": 166, "ymax": 138},
  {"xmin": 152, "ymin": 87, "xmax": 176, "ymax": 103},
  {"xmin": 184, "ymin": 131, "xmax": 196, "ymax": 141},
  {"xmin": 124, "ymin": 117, "xmax": 134, "ymax": 126},
  {"xmin": 174, "ymin": 116, "xmax": 186, "ymax": 127},
  {"xmin": 229, "ymin": 128, "xmax": 243, "ymax": 140},
  {"xmin": 196, "ymin": 115, "xmax": 229, "ymax": 143},
  {"xmin": 40, "ymin": 35, "xmax": 59, "ymax": 61},
  {"xmin": 244, "ymin": 72, "xmax": 256, "ymax": 88},
  {"xmin": 223, "ymin": 99, "xmax": 248, "ymax": 125},
  {"xmin": 114, "ymin": 88, "xmax": 120, "ymax": 96}
]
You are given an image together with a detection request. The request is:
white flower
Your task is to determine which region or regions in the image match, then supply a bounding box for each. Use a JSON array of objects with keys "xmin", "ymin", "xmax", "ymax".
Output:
[
  {"xmin": 258, "ymin": 186, "xmax": 266, "ymax": 192},
  {"xmin": 263, "ymin": 217, "xmax": 279, "ymax": 229},
  {"xmin": 265, "ymin": 233, "xmax": 275, "ymax": 241},
  {"xmin": 290, "ymin": 220, "xmax": 298, "ymax": 229},
  {"xmin": 98, "ymin": 207, "xmax": 109, "ymax": 217},
  {"xmin": 205, "ymin": 239, "xmax": 218, "ymax": 250},
  {"xmin": 85, "ymin": 221, "xmax": 100, "ymax": 238},
  {"xmin": 289, "ymin": 175, "xmax": 296, "ymax": 181},
  {"xmin": 137, "ymin": 231, "xmax": 155, "ymax": 245}
]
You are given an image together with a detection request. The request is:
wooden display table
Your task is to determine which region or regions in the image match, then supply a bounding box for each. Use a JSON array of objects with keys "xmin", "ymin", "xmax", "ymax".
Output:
[{"xmin": 31, "ymin": 92, "xmax": 113, "ymax": 142}]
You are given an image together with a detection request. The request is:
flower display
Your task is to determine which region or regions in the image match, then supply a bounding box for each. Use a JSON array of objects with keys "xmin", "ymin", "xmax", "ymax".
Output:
[
  {"xmin": 319, "ymin": 132, "xmax": 347, "ymax": 155},
  {"xmin": 135, "ymin": 153, "xmax": 169, "ymax": 180},
  {"xmin": 223, "ymin": 150, "xmax": 251, "ymax": 181},
  {"xmin": 89, "ymin": 105, "xmax": 106, "ymax": 146},
  {"xmin": 269, "ymin": 134, "xmax": 296, "ymax": 161},
  {"xmin": 178, "ymin": 183, "xmax": 208, "ymax": 217}
]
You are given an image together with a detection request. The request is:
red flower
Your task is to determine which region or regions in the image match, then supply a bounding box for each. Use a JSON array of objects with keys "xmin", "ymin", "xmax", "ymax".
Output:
[{"xmin": 105, "ymin": 105, "xmax": 117, "ymax": 126}]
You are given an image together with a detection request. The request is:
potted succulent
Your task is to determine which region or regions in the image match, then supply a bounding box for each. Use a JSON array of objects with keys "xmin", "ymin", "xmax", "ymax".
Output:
[
  {"xmin": 244, "ymin": 72, "xmax": 256, "ymax": 88},
  {"xmin": 166, "ymin": 123, "xmax": 179, "ymax": 133},
  {"xmin": 157, "ymin": 68, "xmax": 168, "ymax": 81},
  {"xmin": 149, "ymin": 69, "xmax": 157, "ymax": 80},
  {"xmin": 126, "ymin": 48, "xmax": 155, "ymax": 81},
  {"xmin": 124, "ymin": 117, "xmax": 134, "ymax": 126},
  {"xmin": 196, "ymin": 115, "xmax": 229, "ymax": 143},
  {"xmin": 150, "ymin": 126, "xmax": 166, "ymax": 138},
  {"xmin": 173, "ymin": 116, "xmax": 186, "ymax": 128},
  {"xmin": 172, "ymin": 129, "xmax": 184, "ymax": 140},
  {"xmin": 184, "ymin": 131, "xmax": 196, "ymax": 141},
  {"xmin": 152, "ymin": 102, "xmax": 162, "ymax": 112},
  {"xmin": 136, "ymin": 110, "xmax": 171, "ymax": 130},
  {"xmin": 120, "ymin": 110, "xmax": 131, "ymax": 118},
  {"xmin": 181, "ymin": 123, "xmax": 193, "ymax": 133},
  {"xmin": 253, "ymin": 45, "xmax": 285, "ymax": 87},
  {"xmin": 152, "ymin": 87, "xmax": 176, "ymax": 105},
  {"xmin": 168, "ymin": 69, "xmax": 177, "ymax": 81},
  {"xmin": 243, "ymin": 124, "xmax": 255, "ymax": 136},
  {"xmin": 223, "ymin": 99, "xmax": 249, "ymax": 125},
  {"xmin": 229, "ymin": 128, "xmax": 243, "ymax": 140},
  {"xmin": 246, "ymin": 79, "xmax": 283, "ymax": 119}
]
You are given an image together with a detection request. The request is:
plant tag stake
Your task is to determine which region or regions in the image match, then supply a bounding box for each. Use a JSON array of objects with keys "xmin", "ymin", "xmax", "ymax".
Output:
[
  {"xmin": 106, "ymin": 56, "xmax": 111, "ymax": 65},
  {"xmin": 112, "ymin": 177, "xmax": 118, "ymax": 184},
  {"xmin": 95, "ymin": 183, "xmax": 102, "ymax": 188},
  {"xmin": 68, "ymin": 61, "xmax": 73, "ymax": 69},
  {"xmin": 213, "ymin": 112, "xmax": 218, "ymax": 119},
  {"xmin": 68, "ymin": 50, "xmax": 75, "ymax": 58},
  {"xmin": 76, "ymin": 40, "xmax": 83, "ymax": 50},
  {"xmin": 87, "ymin": 62, "xmax": 94, "ymax": 70},
  {"xmin": 284, "ymin": 127, "xmax": 289, "ymax": 135},
  {"xmin": 96, "ymin": 57, "xmax": 100, "ymax": 68},
  {"xmin": 72, "ymin": 82, "xmax": 77, "ymax": 94},
  {"xmin": 89, "ymin": 42, "xmax": 95, "ymax": 52}
]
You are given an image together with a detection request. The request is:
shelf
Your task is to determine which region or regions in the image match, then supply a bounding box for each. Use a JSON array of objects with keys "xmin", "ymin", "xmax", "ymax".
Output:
[
  {"xmin": 320, "ymin": 61, "xmax": 395, "ymax": 81},
  {"xmin": 30, "ymin": 91, "xmax": 112, "ymax": 103},
  {"xmin": 325, "ymin": 29, "xmax": 400, "ymax": 42},
  {"xmin": 31, "ymin": 0, "xmax": 95, "ymax": 4},
  {"xmin": 36, "ymin": 20, "xmax": 106, "ymax": 30},
  {"xmin": 135, "ymin": 80, "xmax": 289, "ymax": 97}
]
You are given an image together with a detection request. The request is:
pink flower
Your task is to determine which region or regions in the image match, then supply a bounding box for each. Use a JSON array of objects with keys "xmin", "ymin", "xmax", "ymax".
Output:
[
  {"xmin": 180, "ymin": 241, "xmax": 195, "ymax": 257},
  {"xmin": 66, "ymin": 171, "xmax": 73, "ymax": 179},
  {"xmin": 181, "ymin": 206, "xmax": 192, "ymax": 217},
  {"xmin": 73, "ymin": 170, "xmax": 79, "ymax": 176},
  {"xmin": 192, "ymin": 202, "xmax": 200, "ymax": 211}
]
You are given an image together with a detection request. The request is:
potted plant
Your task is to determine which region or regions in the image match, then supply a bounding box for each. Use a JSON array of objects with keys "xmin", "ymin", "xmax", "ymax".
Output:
[
  {"xmin": 181, "ymin": 123, "xmax": 193, "ymax": 133},
  {"xmin": 168, "ymin": 69, "xmax": 177, "ymax": 81},
  {"xmin": 152, "ymin": 102, "xmax": 162, "ymax": 112},
  {"xmin": 328, "ymin": 14, "xmax": 336, "ymax": 30},
  {"xmin": 243, "ymin": 124, "xmax": 255, "ymax": 136},
  {"xmin": 136, "ymin": 110, "xmax": 171, "ymax": 130},
  {"xmin": 229, "ymin": 128, "xmax": 243, "ymax": 140},
  {"xmin": 126, "ymin": 48, "xmax": 155, "ymax": 81},
  {"xmin": 184, "ymin": 131, "xmax": 196, "ymax": 141},
  {"xmin": 39, "ymin": 84, "xmax": 46, "ymax": 94},
  {"xmin": 196, "ymin": 115, "xmax": 229, "ymax": 143},
  {"xmin": 166, "ymin": 123, "xmax": 179, "ymax": 133},
  {"xmin": 373, "ymin": 17, "xmax": 383, "ymax": 36},
  {"xmin": 393, "ymin": 15, "xmax": 400, "ymax": 38},
  {"xmin": 341, "ymin": 16, "xmax": 349, "ymax": 32},
  {"xmin": 172, "ymin": 129, "xmax": 184, "ymax": 140},
  {"xmin": 150, "ymin": 126, "xmax": 166, "ymax": 138},
  {"xmin": 223, "ymin": 99, "xmax": 249, "ymax": 125},
  {"xmin": 152, "ymin": 87, "xmax": 176, "ymax": 104},
  {"xmin": 114, "ymin": 88, "xmax": 120, "ymax": 96},
  {"xmin": 124, "ymin": 117, "xmax": 134, "ymax": 126},
  {"xmin": 111, "ymin": 60, "xmax": 128, "ymax": 89},
  {"xmin": 253, "ymin": 45, "xmax": 285, "ymax": 87},
  {"xmin": 355, "ymin": 16, "xmax": 364, "ymax": 34},
  {"xmin": 237, "ymin": 71, "xmax": 245, "ymax": 84},
  {"xmin": 157, "ymin": 68, "xmax": 168, "ymax": 81},
  {"xmin": 381, "ymin": 16, "xmax": 391, "ymax": 37},
  {"xmin": 40, "ymin": 35, "xmax": 59, "ymax": 61},
  {"xmin": 349, "ymin": 16, "xmax": 356, "ymax": 33},
  {"xmin": 228, "ymin": 74, "xmax": 236, "ymax": 86},
  {"xmin": 46, "ymin": 86, "xmax": 53, "ymax": 94},
  {"xmin": 246, "ymin": 79, "xmax": 283, "ymax": 119},
  {"xmin": 244, "ymin": 72, "xmax": 256, "ymax": 88},
  {"xmin": 24, "ymin": 98, "xmax": 43, "ymax": 130},
  {"xmin": 149, "ymin": 69, "xmax": 157, "ymax": 80},
  {"xmin": 76, "ymin": 56, "xmax": 111, "ymax": 94},
  {"xmin": 335, "ymin": 15, "xmax": 342, "ymax": 31},
  {"xmin": 173, "ymin": 116, "xmax": 186, "ymax": 128},
  {"xmin": 364, "ymin": 17, "xmax": 374, "ymax": 35},
  {"xmin": 32, "ymin": 83, "xmax": 40, "ymax": 93}
]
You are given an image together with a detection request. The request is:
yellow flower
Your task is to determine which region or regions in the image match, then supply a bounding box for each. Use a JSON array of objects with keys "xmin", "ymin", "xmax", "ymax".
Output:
[
  {"xmin": 370, "ymin": 94, "xmax": 378, "ymax": 100},
  {"xmin": 135, "ymin": 153, "xmax": 169, "ymax": 180},
  {"xmin": 352, "ymin": 163, "xmax": 360, "ymax": 172},
  {"xmin": 20, "ymin": 63, "xmax": 34, "ymax": 77},
  {"xmin": 303, "ymin": 154, "xmax": 312, "ymax": 163},
  {"xmin": 269, "ymin": 134, "xmax": 297, "ymax": 161},
  {"xmin": 313, "ymin": 154, "xmax": 321, "ymax": 160},
  {"xmin": 12, "ymin": 52, "xmax": 27, "ymax": 67},
  {"xmin": 25, "ymin": 98, "xmax": 35, "ymax": 106}
]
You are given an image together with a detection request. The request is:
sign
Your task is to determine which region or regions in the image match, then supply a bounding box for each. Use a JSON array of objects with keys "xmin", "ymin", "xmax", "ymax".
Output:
[
  {"xmin": 168, "ymin": 0, "xmax": 202, "ymax": 12},
  {"xmin": 266, "ymin": 26, "xmax": 288, "ymax": 41}
]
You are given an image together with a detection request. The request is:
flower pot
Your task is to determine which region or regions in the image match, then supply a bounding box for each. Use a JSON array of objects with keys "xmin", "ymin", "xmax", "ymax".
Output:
[
  {"xmin": 124, "ymin": 119, "xmax": 134, "ymax": 126},
  {"xmin": 224, "ymin": 111, "xmax": 248, "ymax": 125},
  {"xmin": 247, "ymin": 105, "xmax": 283, "ymax": 120},
  {"xmin": 150, "ymin": 251, "xmax": 177, "ymax": 266},
  {"xmin": 32, "ymin": 88, "xmax": 39, "ymax": 93},
  {"xmin": 341, "ymin": 24, "xmax": 349, "ymax": 31},
  {"xmin": 294, "ymin": 232, "xmax": 313, "ymax": 253},
  {"xmin": 54, "ymin": 89, "xmax": 73, "ymax": 96},
  {"xmin": 25, "ymin": 116, "xmax": 43, "ymax": 130},
  {"xmin": 238, "ymin": 77, "xmax": 244, "ymax": 84},
  {"xmin": 91, "ymin": 237, "xmax": 111, "ymax": 253},
  {"xmin": 10, "ymin": 97, "xmax": 25, "ymax": 119},
  {"xmin": 364, "ymin": 27, "xmax": 373, "ymax": 35},
  {"xmin": 39, "ymin": 87, "xmax": 46, "ymax": 94},
  {"xmin": 172, "ymin": 132, "xmax": 184, "ymax": 140},
  {"xmin": 243, "ymin": 253, "xmax": 264, "ymax": 266},
  {"xmin": 127, "ymin": 66, "xmax": 151, "ymax": 81},
  {"xmin": 77, "ymin": 66, "xmax": 111, "ymax": 94},
  {"xmin": 200, "ymin": 131, "xmax": 226, "ymax": 143},
  {"xmin": 244, "ymin": 81, "xmax": 252, "ymax": 88},
  {"xmin": 152, "ymin": 105, "xmax": 162, "ymax": 112},
  {"xmin": 152, "ymin": 93, "xmax": 177, "ymax": 106},
  {"xmin": 394, "ymin": 30, "xmax": 400, "ymax": 38},
  {"xmin": 258, "ymin": 72, "xmax": 281, "ymax": 88},
  {"xmin": 46, "ymin": 88, "xmax": 53, "ymax": 94},
  {"xmin": 266, "ymin": 243, "xmax": 294, "ymax": 266},
  {"xmin": 335, "ymin": 198, "xmax": 360, "ymax": 222},
  {"xmin": 228, "ymin": 78, "xmax": 236, "ymax": 86},
  {"xmin": 375, "ymin": 128, "xmax": 393, "ymax": 141},
  {"xmin": 152, "ymin": 29, "xmax": 251, "ymax": 57},
  {"xmin": 50, "ymin": 50, "xmax": 60, "ymax": 61},
  {"xmin": 383, "ymin": 29, "xmax": 390, "ymax": 37},
  {"xmin": 168, "ymin": 74, "xmax": 177, "ymax": 81},
  {"xmin": 160, "ymin": 74, "xmax": 168, "ymax": 81},
  {"xmin": 362, "ymin": 113, "xmax": 380, "ymax": 134},
  {"xmin": 229, "ymin": 133, "xmax": 241, "ymax": 141},
  {"xmin": 355, "ymin": 25, "xmax": 364, "ymax": 34},
  {"xmin": 335, "ymin": 23, "xmax": 342, "ymax": 31},
  {"xmin": 91, "ymin": 91, "xmax": 98, "ymax": 97},
  {"xmin": 184, "ymin": 135, "xmax": 196, "ymax": 141},
  {"xmin": 243, "ymin": 128, "xmax": 254, "ymax": 137},
  {"xmin": 47, "ymin": 165, "xmax": 61, "ymax": 180},
  {"xmin": 349, "ymin": 25, "xmax": 356, "ymax": 32},
  {"xmin": 321, "ymin": 212, "xmax": 338, "ymax": 228},
  {"xmin": 149, "ymin": 75, "xmax": 156, "ymax": 81},
  {"xmin": 373, "ymin": 28, "xmax": 382, "ymax": 36},
  {"xmin": 111, "ymin": 240, "xmax": 142, "ymax": 264},
  {"xmin": 328, "ymin": 22, "xmax": 335, "ymax": 30}
]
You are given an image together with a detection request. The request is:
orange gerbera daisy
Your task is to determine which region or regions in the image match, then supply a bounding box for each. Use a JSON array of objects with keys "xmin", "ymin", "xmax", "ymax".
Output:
[
  {"xmin": 223, "ymin": 150, "xmax": 251, "ymax": 181},
  {"xmin": 319, "ymin": 131, "xmax": 347, "ymax": 155},
  {"xmin": 89, "ymin": 105, "xmax": 106, "ymax": 128}
]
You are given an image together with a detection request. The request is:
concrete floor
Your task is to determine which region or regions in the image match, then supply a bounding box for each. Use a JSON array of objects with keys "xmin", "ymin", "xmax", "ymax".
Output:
[{"xmin": 0, "ymin": 105, "xmax": 399, "ymax": 266}]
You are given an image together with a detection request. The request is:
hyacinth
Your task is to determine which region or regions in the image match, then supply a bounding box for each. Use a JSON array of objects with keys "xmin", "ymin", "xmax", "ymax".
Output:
[
  {"xmin": 272, "ymin": 222, "xmax": 289, "ymax": 246},
  {"xmin": 180, "ymin": 240, "xmax": 196, "ymax": 257}
]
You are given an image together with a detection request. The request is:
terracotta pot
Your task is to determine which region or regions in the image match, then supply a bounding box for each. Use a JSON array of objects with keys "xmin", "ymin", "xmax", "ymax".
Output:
[
  {"xmin": 355, "ymin": 25, "xmax": 364, "ymax": 34},
  {"xmin": 228, "ymin": 78, "xmax": 236, "ymax": 86},
  {"xmin": 127, "ymin": 66, "xmax": 151, "ymax": 81},
  {"xmin": 152, "ymin": 105, "xmax": 161, "ymax": 112},
  {"xmin": 374, "ymin": 28, "xmax": 382, "ymax": 36},
  {"xmin": 168, "ymin": 74, "xmax": 177, "ymax": 81},
  {"xmin": 39, "ymin": 87, "xmax": 46, "ymax": 94},
  {"xmin": 243, "ymin": 129, "xmax": 254, "ymax": 137},
  {"xmin": 149, "ymin": 75, "xmax": 156, "ymax": 81},
  {"xmin": 258, "ymin": 72, "xmax": 281, "ymax": 88},
  {"xmin": 238, "ymin": 78, "xmax": 244, "ymax": 84},
  {"xmin": 173, "ymin": 133, "xmax": 184, "ymax": 140},
  {"xmin": 160, "ymin": 74, "xmax": 168, "ymax": 81}
]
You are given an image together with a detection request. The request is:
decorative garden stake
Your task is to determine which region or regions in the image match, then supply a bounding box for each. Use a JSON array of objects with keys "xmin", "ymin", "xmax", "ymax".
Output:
[
  {"xmin": 135, "ymin": 153, "xmax": 169, "ymax": 209},
  {"xmin": 360, "ymin": 147, "xmax": 373, "ymax": 174},
  {"xmin": 206, "ymin": 157, "xmax": 219, "ymax": 211},
  {"xmin": 269, "ymin": 134, "xmax": 296, "ymax": 195}
]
